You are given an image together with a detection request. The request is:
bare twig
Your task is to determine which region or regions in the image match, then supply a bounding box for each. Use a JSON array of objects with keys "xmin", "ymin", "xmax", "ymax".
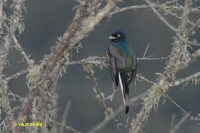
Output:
[
  {"xmin": 66, "ymin": 56, "xmax": 168, "ymax": 67},
  {"xmin": 137, "ymin": 56, "xmax": 169, "ymax": 61},
  {"xmin": 66, "ymin": 56, "xmax": 108, "ymax": 68},
  {"xmin": 166, "ymin": 95, "xmax": 200, "ymax": 127},
  {"xmin": 11, "ymin": 35, "xmax": 34, "ymax": 67},
  {"xmin": 145, "ymin": 0, "xmax": 177, "ymax": 32},
  {"xmin": 4, "ymin": 69, "xmax": 28, "ymax": 82},
  {"xmin": 143, "ymin": 43, "xmax": 150, "ymax": 57},
  {"xmin": 136, "ymin": 74, "xmax": 155, "ymax": 85},
  {"xmin": 88, "ymin": 91, "xmax": 148, "ymax": 133},
  {"xmin": 83, "ymin": 64, "xmax": 111, "ymax": 115},
  {"xmin": 170, "ymin": 71, "xmax": 200, "ymax": 87},
  {"xmin": 170, "ymin": 114, "xmax": 189, "ymax": 133},
  {"xmin": 52, "ymin": 120, "xmax": 81, "ymax": 133},
  {"xmin": 59, "ymin": 101, "xmax": 72, "ymax": 133}
]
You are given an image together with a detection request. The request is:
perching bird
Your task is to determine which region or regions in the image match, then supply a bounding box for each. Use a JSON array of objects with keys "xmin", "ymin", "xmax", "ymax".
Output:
[{"xmin": 107, "ymin": 31, "xmax": 137, "ymax": 114}]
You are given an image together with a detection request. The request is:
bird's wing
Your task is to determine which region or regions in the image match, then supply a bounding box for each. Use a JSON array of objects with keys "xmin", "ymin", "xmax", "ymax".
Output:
[
  {"xmin": 108, "ymin": 45, "xmax": 130, "ymax": 85},
  {"xmin": 107, "ymin": 46, "xmax": 119, "ymax": 86},
  {"xmin": 128, "ymin": 53, "xmax": 137, "ymax": 85}
]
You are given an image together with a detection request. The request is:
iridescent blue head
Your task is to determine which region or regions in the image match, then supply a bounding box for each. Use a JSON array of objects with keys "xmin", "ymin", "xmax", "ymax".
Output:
[
  {"xmin": 109, "ymin": 31, "xmax": 126, "ymax": 43},
  {"xmin": 109, "ymin": 31, "xmax": 129, "ymax": 54}
]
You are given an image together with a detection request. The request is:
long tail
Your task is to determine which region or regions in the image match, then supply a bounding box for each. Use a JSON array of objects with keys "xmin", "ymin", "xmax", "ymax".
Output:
[{"xmin": 118, "ymin": 72, "xmax": 130, "ymax": 114}]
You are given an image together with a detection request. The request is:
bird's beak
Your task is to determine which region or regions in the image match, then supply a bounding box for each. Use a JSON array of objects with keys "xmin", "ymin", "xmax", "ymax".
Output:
[{"xmin": 109, "ymin": 36, "xmax": 116, "ymax": 40}]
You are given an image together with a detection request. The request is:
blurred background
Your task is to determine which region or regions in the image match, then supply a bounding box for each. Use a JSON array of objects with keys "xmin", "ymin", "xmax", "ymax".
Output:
[{"xmin": 7, "ymin": 0, "xmax": 200, "ymax": 133}]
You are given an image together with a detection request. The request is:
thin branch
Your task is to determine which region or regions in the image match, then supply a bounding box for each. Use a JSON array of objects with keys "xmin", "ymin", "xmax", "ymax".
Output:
[
  {"xmin": 11, "ymin": 35, "xmax": 34, "ymax": 67},
  {"xmin": 178, "ymin": 48, "xmax": 200, "ymax": 70},
  {"xmin": 59, "ymin": 101, "xmax": 72, "ymax": 133},
  {"xmin": 166, "ymin": 95, "xmax": 190, "ymax": 119},
  {"xmin": 136, "ymin": 74, "xmax": 155, "ymax": 85},
  {"xmin": 144, "ymin": 0, "xmax": 200, "ymax": 46},
  {"xmin": 166, "ymin": 95, "xmax": 200, "ymax": 127},
  {"xmin": 66, "ymin": 56, "xmax": 168, "ymax": 67},
  {"xmin": 189, "ymin": 48, "xmax": 200, "ymax": 64},
  {"xmin": 170, "ymin": 71, "xmax": 200, "ymax": 87},
  {"xmin": 143, "ymin": 43, "xmax": 150, "ymax": 57},
  {"xmin": 110, "ymin": 0, "xmax": 179, "ymax": 15},
  {"xmin": 137, "ymin": 56, "xmax": 169, "ymax": 61},
  {"xmin": 110, "ymin": 1, "xmax": 200, "ymax": 15},
  {"xmin": 144, "ymin": 0, "xmax": 177, "ymax": 32},
  {"xmin": 88, "ymin": 91, "xmax": 148, "ymax": 133},
  {"xmin": 52, "ymin": 120, "xmax": 81, "ymax": 133},
  {"xmin": 4, "ymin": 69, "xmax": 28, "ymax": 82},
  {"xmin": 83, "ymin": 64, "xmax": 111, "ymax": 115},
  {"xmin": 66, "ymin": 56, "xmax": 108, "ymax": 68},
  {"xmin": 170, "ymin": 113, "xmax": 189, "ymax": 133}
]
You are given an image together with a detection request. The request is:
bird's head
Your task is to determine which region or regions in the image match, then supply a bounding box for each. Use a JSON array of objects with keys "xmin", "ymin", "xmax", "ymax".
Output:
[{"xmin": 109, "ymin": 31, "xmax": 126, "ymax": 43}]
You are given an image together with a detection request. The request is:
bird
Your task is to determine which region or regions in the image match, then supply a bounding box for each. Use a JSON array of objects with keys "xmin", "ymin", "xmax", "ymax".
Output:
[{"xmin": 107, "ymin": 31, "xmax": 137, "ymax": 114}]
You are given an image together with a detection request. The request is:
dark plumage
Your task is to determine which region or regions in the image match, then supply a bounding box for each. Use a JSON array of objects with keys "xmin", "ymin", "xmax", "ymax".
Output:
[{"xmin": 107, "ymin": 31, "xmax": 137, "ymax": 114}]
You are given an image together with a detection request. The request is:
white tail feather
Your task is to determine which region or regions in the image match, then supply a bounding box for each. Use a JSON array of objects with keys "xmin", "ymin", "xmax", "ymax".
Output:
[{"xmin": 118, "ymin": 72, "xmax": 125, "ymax": 104}]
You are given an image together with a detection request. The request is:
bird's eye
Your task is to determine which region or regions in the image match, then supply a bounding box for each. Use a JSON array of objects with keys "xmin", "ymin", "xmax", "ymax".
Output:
[{"xmin": 117, "ymin": 34, "xmax": 121, "ymax": 38}]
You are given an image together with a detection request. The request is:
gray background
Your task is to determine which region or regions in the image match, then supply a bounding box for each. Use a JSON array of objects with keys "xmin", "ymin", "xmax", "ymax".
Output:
[{"xmin": 8, "ymin": 0, "xmax": 200, "ymax": 133}]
